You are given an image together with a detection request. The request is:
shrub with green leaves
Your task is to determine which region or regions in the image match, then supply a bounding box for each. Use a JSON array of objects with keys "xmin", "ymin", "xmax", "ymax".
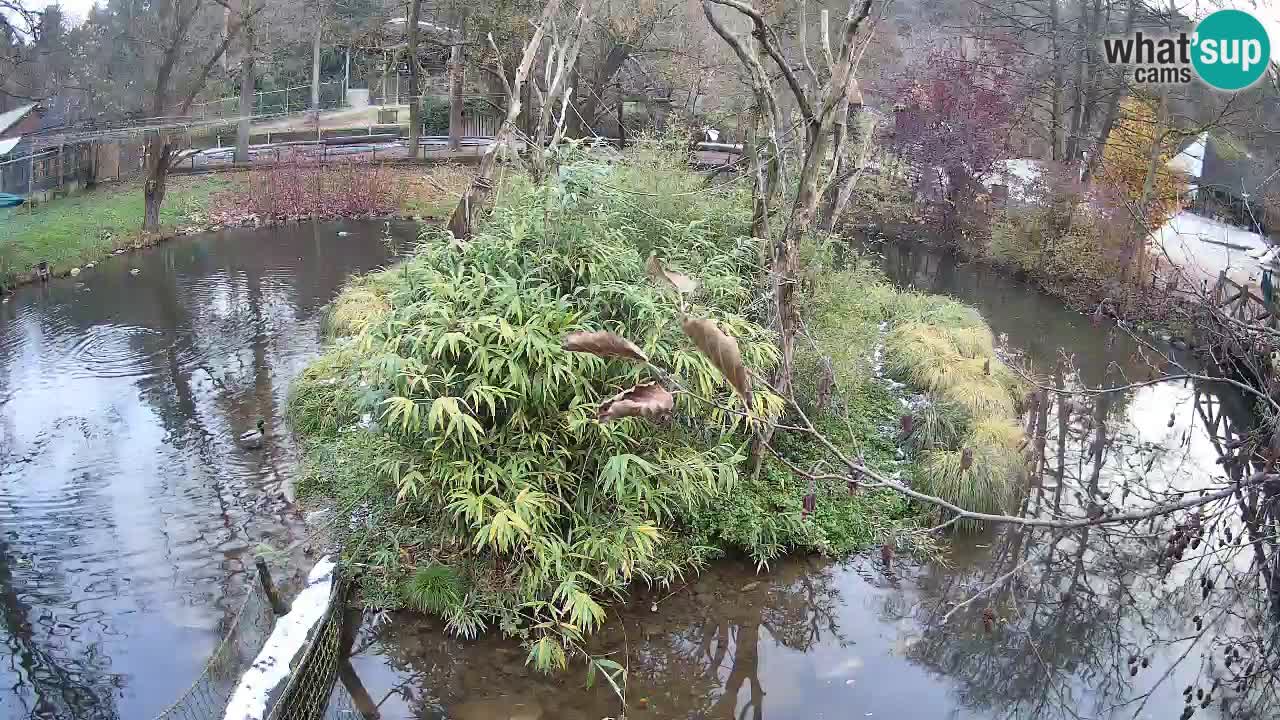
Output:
[{"xmin": 292, "ymin": 151, "xmax": 781, "ymax": 669}]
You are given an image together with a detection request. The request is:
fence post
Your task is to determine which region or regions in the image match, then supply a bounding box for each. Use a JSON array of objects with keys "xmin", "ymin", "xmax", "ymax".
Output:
[
  {"xmin": 255, "ymin": 557, "xmax": 289, "ymax": 616},
  {"xmin": 27, "ymin": 151, "xmax": 34, "ymax": 210}
]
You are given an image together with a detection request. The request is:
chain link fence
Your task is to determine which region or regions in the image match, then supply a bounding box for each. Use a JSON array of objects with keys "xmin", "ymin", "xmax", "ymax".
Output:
[
  {"xmin": 151, "ymin": 572, "xmax": 277, "ymax": 720},
  {"xmin": 147, "ymin": 563, "xmax": 359, "ymax": 720},
  {"xmin": 1, "ymin": 140, "xmax": 148, "ymax": 199},
  {"xmin": 268, "ymin": 571, "xmax": 354, "ymax": 720}
]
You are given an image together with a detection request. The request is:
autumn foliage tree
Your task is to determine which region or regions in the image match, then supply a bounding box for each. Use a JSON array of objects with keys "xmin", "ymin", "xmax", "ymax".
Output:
[
  {"xmin": 887, "ymin": 45, "xmax": 1023, "ymax": 220},
  {"xmin": 1096, "ymin": 96, "xmax": 1187, "ymax": 232}
]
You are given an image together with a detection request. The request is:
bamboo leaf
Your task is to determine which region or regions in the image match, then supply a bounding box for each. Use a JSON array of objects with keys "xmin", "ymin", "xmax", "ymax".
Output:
[
  {"xmin": 562, "ymin": 330, "xmax": 649, "ymax": 363},
  {"xmin": 681, "ymin": 316, "xmax": 752, "ymax": 404},
  {"xmin": 597, "ymin": 381, "xmax": 674, "ymax": 423}
]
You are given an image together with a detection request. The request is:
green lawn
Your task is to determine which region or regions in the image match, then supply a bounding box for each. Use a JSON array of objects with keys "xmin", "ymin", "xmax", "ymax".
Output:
[{"xmin": 0, "ymin": 174, "xmax": 233, "ymax": 287}]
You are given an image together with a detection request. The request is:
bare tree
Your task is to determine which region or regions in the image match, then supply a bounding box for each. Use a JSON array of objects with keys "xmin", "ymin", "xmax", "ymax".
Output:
[
  {"xmin": 234, "ymin": 0, "xmax": 257, "ymax": 165},
  {"xmin": 311, "ymin": 0, "xmax": 326, "ymax": 112},
  {"xmin": 406, "ymin": 0, "xmax": 424, "ymax": 159},
  {"xmin": 528, "ymin": 1, "xmax": 594, "ymax": 182},
  {"xmin": 701, "ymin": 0, "xmax": 876, "ymax": 400},
  {"xmin": 446, "ymin": 0, "xmax": 567, "ymax": 239},
  {"xmin": 141, "ymin": 0, "xmax": 259, "ymax": 232},
  {"xmin": 448, "ymin": 24, "xmax": 465, "ymax": 152}
]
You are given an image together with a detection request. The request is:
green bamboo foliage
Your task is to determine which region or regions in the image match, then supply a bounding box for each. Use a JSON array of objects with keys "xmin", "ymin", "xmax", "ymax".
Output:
[{"xmin": 293, "ymin": 153, "xmax": 780, "ymax": 670}]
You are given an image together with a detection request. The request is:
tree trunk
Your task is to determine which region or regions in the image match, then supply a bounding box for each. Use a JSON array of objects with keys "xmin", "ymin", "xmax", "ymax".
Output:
[
  {"xmin": 745, "ymin": 110, "xmax": 769, "ymax": 240},
  {"xmin": 143, "ymin": 132, "xmax": 171, "ymax": 233},
  {"xmin": 773, "ymin": 125, "xmax": 834, "ymax": 398},
  {"xmin": 406, "ymin": 0, "xmax": 423, "ymax": 159},
  {"xmin": 381, "ymin": 52, "xmax": 390, "ymax": 105},
  {"xmin": 1124, "ymin": 92, "xmax": 1167, "ymax": 283},
  {"xmin": 565, "ymin": 60, "xmax": 582, "ymax": 137},
  {"xmin": 616, "ymin": 82, "xmax": 625, "ymax": 148},
  {"xmin": 1064, "ymin": 3, "xmax": 1086, "ymax": 163},
  {"xmin": 235, "ymin": 19, "xmax": 255, "ymax": 165},
  {"xmin": 575, "ymin": 44, "xmax": 629, "ymax": 130},
  {"xmin": 819, "ymin": 96, "xmax": 851, "ymax": 230},
  {"xmin": 449, "ymin": 41, "xmax": 464, "ymax": 151},
  {"xmin": 1081, "ymin": 0, "xmax": 1135, "ymax": 188},
  {"xmin": 311, "ymin": 5, "xmax": 323, "ymax": 111},
  {"xmin": 822, "ymin": 118, "xmax": 871, "ymax": 234},
  {"xmin": 1048, "ymin": 0, "xmax": 1063, "ymax": 162}
]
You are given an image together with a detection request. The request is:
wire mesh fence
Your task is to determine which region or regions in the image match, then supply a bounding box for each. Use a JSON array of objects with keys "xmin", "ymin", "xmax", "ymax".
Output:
[
  {"xmin": 1, "ymin": 140, "xmax": 148, "ymax": 198},
  {"xmin": 268, "ymin": 571, "xmax": 352, "ymax": 720},
  {"xmin": 150, "ymin": 573, "xmax": 277, "ymax": 720},
  {"xmin": 191, "ymin": 82, "xmax": 349, "ymax": 122},
  {"xmin": 147, "ymin": 563, "xmax": 360, "ymax": 720}
]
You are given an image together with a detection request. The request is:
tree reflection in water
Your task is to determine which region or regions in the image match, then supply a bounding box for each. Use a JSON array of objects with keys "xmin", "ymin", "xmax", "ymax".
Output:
[
  {"xmin": 910, "ymin": 370, "xmax": 1280, "ymax": 720},
  {"xmin": 350, "ymin": 373, "xmax": 1280, "ymax": 720},
  {"xmin": 353, "ymin": 557, "xmax": 853, "ymax": 720}
]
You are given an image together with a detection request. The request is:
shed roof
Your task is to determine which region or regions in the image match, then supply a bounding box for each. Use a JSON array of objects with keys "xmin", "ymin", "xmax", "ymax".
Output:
[{"xmin": 0, "ymin": 104, "xmax": 37, "ymax": 136}]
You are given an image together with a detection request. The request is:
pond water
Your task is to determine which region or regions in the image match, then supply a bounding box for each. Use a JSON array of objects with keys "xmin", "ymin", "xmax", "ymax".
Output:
[
  {"xmin": 0, "ymin": 228, "xmax": 1270, "ymax": 720},
  {"xmin": 344, "ymin": 239, "xmax": 1272, "ymax": 720},
  {"xmin": 0, "ymin": 221, "xmax": 413, "ymax": 719}
]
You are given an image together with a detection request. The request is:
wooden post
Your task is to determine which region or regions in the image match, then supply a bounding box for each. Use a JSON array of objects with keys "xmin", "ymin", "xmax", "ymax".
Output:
[
  {"xmin": 255, "ymin": 557, "xmax": 289, "ymax": 616},
  {"xmin": 27, "ymin": 151, "xmax": 34, "ymax": 212},
  {"xmin": 617, "ymin": 81, "xmax": 625, "ymax": 150}
]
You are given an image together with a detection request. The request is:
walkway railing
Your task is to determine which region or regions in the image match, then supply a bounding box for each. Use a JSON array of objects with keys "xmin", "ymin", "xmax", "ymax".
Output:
[{"xmin": 191, "ymin": 82, "xmax": 348, "ymax": 122}]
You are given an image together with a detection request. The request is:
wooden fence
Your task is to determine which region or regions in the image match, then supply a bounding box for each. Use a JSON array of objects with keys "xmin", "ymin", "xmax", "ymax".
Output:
[{"xmin": 1213, "ymin": 271, "xmax": 1277, "ymax": 328}]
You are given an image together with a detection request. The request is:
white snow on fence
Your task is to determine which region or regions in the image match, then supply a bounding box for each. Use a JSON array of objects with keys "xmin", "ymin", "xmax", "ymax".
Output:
[{"xmin": 222, "ymin": 556, "xmax": 337, "ymax": 720}]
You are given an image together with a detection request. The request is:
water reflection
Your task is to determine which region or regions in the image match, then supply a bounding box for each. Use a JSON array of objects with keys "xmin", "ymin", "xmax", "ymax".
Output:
[
  {"xmin": 0, "ymin": 221, "xmax": 411, "ymax": 719},
  {"xmin": 348, "ymin": 559, "xmax": 957, "ymax": 720},
  {"xmin": 347, "ymin": 239, "xmax": 1278, "ymax": 719}
]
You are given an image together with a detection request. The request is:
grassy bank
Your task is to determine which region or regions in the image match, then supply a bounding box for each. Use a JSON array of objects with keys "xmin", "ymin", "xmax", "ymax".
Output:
[
  {"xmin": 0, "ymin": 165, "xmax": 473, "ymax": 290},
  {"xmin": 288, "ymin": 144, "xmax": 1025, "ymax": 669},
  {"xmin": 0, "ymin": 174, "xmax": 232, "ymax": 286},
  {"xmin": 805, "ymin": 261, "xmax": 1026, "ymax": 522}
]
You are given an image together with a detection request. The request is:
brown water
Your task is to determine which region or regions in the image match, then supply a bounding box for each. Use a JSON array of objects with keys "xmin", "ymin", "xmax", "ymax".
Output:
[
  {"xmin": 0, "ymin": 229, "xmax": 1271, "ymax": 720},
  {"xmin": 0, "ymin": 221, "xmax": 413, "ymax": 719}
]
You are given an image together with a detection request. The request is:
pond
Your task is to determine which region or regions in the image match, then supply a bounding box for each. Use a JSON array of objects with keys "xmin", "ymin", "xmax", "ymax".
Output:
[
  {"xmin": 0, "ymin": 220, "xmax": 414, "ymax": 719},
  {"xmin": 344, "ymin": 239, "xmax": 1272, "ymax": 720},
  {"xmin": 0, "ymin": 227, "xmax": 1271, "ymax": 720}
]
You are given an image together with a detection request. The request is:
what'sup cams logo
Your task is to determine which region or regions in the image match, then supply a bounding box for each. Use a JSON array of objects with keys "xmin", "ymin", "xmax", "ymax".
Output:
[{"xmin": 1103, "ymin": 9, "xmax": 1271, "ymax": 90}]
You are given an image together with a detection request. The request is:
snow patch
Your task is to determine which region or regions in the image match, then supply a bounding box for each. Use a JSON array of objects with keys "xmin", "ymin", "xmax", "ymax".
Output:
[
  {"xmin": 1151, "ymin": 211, "xmax": 1271, "ymax": 285},
  {"xmin": 980, "ymin": 159, "xmax": 1045, "ymax": 201},
  {"xmin": 222, "ymin": 556, "xmax": 337, "ymax": 720},
  {"xmin": 1167, "ymin": 132, "xmax": 1206, "ymax": 180}
]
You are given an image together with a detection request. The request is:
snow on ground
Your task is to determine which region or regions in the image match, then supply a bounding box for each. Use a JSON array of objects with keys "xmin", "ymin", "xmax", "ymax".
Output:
[
  {"xmin": 223, "ymin": 556, "xmax": 337, "ymax": 720},
  {"xmin": 980, "ymin": 159, "xmax": 1046, "ymax": 201},
  {"xmin": 1150, "ymin": 211, "xmax": 1271, "ymax": 287}
]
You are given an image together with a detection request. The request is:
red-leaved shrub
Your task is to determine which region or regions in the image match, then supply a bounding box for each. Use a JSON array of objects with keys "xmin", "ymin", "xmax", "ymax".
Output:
[{"xmin": 228, "ymin": 158, "xmax": 407, "ymax": 223}]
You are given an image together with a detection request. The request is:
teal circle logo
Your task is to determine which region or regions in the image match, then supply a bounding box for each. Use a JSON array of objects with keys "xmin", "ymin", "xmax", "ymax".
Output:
[{"xmin": 1192, "ymin": 9, "xmax": 1270, "ymax": 90}]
